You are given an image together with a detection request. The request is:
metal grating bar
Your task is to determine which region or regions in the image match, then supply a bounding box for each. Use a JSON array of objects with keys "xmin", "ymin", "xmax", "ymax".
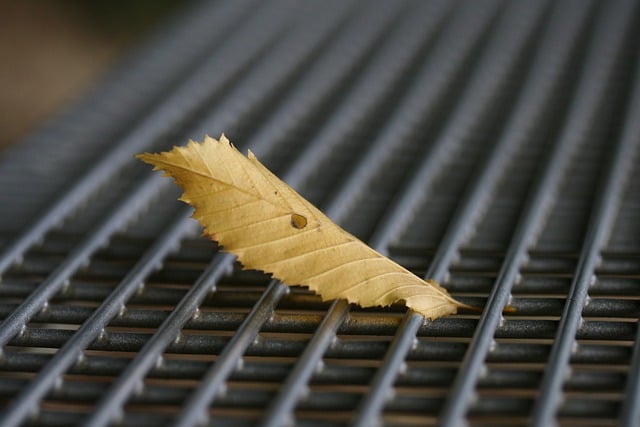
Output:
[
  {"xmin": 441, "ymin": 1, "xmax": 638, "ymax": 425},
  {"xmin": 244, "ymin": 0, "xmax": 421, "ymax": 161},
  {"xmin": 366, "ymin": 0, "xmax": 589, "ymax": 262},
  {"xmin": 579, "ymin": 25, "xmax": 640, "ymax": 427},
  {"xmin": 262, "ymin": 1, "xmax": 506, "ymax": 425},
  {"xmin": 531, "ymin": 1, "xmax": 639, "ymax": 421},
  {"xmin": 187, "ymin": 0, "xmax": 361, "ymax": 142},
  {"xmin": 352, "ymin": 0, "xmax": 568, "ymax": 422},
  {"xmin": 0, "ymin": 207, "xmax": 198, "ymax": 426},
  {"xmin": 81, "ymin": 2, "xmax": 409, "ymax": 425},
  {"xmin": 247, "ymin": 0, "xmax": 454, "ymax": 166},
  {"xmin": 388, "ymin": 0, "xmax": 591, "ymax": 421},
  {"xmin": 0, "ymin": 175, "xmax": 169, "ymax": 348},
  {"xmin": 1, "ymin": 2, "xmax": 361, "ymax": 426},
  {"xmin": 83, "ymin": 249, "xmax": 235, "ymax": 426},
  {"xmin": 1, "ymin": 1, "xmax": 350, "ymax": 420},
  {"xmin": 172, "ymin": 2, "xmax": 452, "ymax": 423},
  {"xmin": 320, "ymin": 0, "xmax": 509, "ymax": 228},
  {"xmin": 174, "ymin": 278, "xmax": 290, "ymax": 427},
  {"xmin": 0, "ymin": 0, "xmax": 345, "ymax": 333},
  {"xmin": 0, "ymin": 0, "xmax": 349, "ymax": 423},
  {"xmin": 0, "ymin": 0, "xmax": 295, "ymax": 277},
  {"xmin": 1, "ymin": 1, "xmax": 639, "ymax": 426},
  {"xmin": 618, "ymin": 72, "xmax": 640, "ymax": 427},
  {"xmin": 271, "ymin": 0, "xmax": 464, "ymax": 197},
  {"xmin": 0, "ymin": 0, "xmax": 260, "ymax": 233}
]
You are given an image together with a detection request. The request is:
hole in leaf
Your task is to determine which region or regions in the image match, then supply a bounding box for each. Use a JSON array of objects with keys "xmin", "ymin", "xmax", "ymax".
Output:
[{"xmin": 291, "ymin": 213, "xmax": 307, "ymax": 229}]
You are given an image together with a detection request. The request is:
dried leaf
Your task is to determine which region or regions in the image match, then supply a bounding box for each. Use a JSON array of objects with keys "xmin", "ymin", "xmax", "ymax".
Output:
[{"xmin": 138, "ymin": 135, "xmax": 467, "ymax": 319}]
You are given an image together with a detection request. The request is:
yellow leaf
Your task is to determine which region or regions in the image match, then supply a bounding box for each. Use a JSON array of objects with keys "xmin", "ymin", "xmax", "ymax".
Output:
[{"xmin": 138, "ymin": 135, "xmax": 467, "ymax": 319}]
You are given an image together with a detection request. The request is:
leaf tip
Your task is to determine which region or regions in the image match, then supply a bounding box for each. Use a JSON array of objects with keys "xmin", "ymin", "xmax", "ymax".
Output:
[
  {"xmin": 135, "ymin": 152, "xmax": 153, "ymax": 162},
  {"xmin": 136, "ymin": 152, "xmax": 163, "ymax": 171}
]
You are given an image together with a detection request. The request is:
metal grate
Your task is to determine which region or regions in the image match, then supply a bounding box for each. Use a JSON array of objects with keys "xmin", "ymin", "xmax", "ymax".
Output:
[{"xmin": 1, "ymin": 0, "xmax": 639, "ymax": 426}]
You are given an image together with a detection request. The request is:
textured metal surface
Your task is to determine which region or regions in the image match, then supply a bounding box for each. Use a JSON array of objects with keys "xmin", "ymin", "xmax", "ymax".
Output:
[{"xmin": 1, "ymin": 0, "xmax": 639, "ymax": 426}]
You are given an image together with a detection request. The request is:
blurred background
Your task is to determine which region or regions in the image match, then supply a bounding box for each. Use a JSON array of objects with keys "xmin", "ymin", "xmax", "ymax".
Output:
[{"xmin": 0, "ymin": 0, "xmax": 188, "ymax": 150}]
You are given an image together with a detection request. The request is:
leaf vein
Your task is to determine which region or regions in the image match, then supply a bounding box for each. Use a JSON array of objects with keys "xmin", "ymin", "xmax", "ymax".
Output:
[
  {"xmin": 235, "ymin": 226, "xmax": 320, "ymax": 251},
  {"xmin": 301, "ymin": 257, "xmax": 385, "ymax": 282},
  {"xmin": 260, "ymin": 240, "xmax": 358, "ymax": 270},
  {"xmin": 148, "ymin": 157, "xmax": 280, "ymax": 207},
  {"xmin": 337, "ymin": 271, "xmax": 419, "ymax": 296}
]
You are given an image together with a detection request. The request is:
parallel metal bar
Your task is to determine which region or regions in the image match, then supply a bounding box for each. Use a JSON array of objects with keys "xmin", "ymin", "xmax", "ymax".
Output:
[
  {"xmin": 0, "ymin": 0, "xmax": 293, "ymax": 278},
  {"xmin": 351, "ymin": 312, "xmax": 422, "ymax": 427},
  {"xmin": 83, "ymin": 251, "xmax": 234, "ymax": 424},
  {"xmin": 173, "ymin": 2, "xmax": 428, "ymax": 425},
  {"xmin": 618, "ymin": 68, "xmax": 640, "ymax": 427},
  {"xmin": 532, "ymin": 1, "xmax": 637, "ymax": 427},
  {"xmin": 262, "ymin": 298, "xmax": 350, "ymax": 427},
  {"xmin": 246, "ymin": 0, "xmax": 428, "ymax": 160},
  {"xmin": 0, "ymin": 0, "xmax": 303, "ymax": 362},
  {"xmin": 174, "ymin": 279, "xmax": 289, "ymax": 427},
  {"xmin": 87, "ymin": 1, "xmax": 400, "ymax": 426},
  {"xmin": 0, "ymin": 3, "xmax": 353, "ymax": 426},
  {"xmin": 439, "ymin": 1, "xmax": 635, "ymax": 425},
  {"xmin": 0, "ymin": 0, "xmax": 258, "ymax": 213},
  {"xmin": 0, "ymin": 208, "xmax": 198, "ymax": 427},
  {"xmin": 280, "ymin": 0, "xmax": 468, "ymax": 195},
  {"xmin": 531, "ymin": 5, "xmax": 640, "ymax": 425},
  {"xmin": 351, "ymin": 0, "xmax": 559, "ymax": 423},
  {"xmin": 3, "ymin": 2, "xmax": 635, "ymax": 426},
  {"xmin": 366, "ymin": 0, "xmax": 586, "ymax": 260},
  {"xmin": 261, "ymin": 1, "xmax": 503, "ymax": 425},
  {"xmin": 0, "ymin": 175, "xmax": 168, "ymax": 348},
  {"xmin": 189, "ymin": 0, "xmax": 359, "ymax": 141}
]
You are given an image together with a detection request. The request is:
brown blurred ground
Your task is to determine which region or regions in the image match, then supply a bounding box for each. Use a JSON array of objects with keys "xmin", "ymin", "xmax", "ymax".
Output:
[{"xmin": 0, "ymin": 0, "xmax": 183, "ymax": 151}]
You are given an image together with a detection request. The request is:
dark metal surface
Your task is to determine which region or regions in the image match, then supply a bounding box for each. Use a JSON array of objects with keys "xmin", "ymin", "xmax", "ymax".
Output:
[{"xmin": 1, "ymin": 0, "xmax": 639, "ymax": 426}]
